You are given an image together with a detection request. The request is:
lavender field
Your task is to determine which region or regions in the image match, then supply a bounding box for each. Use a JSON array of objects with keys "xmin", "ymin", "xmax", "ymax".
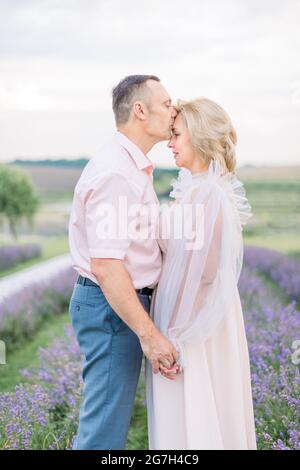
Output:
[
  {"xmin": 0, "ymin": 244, "xmax": 42, "ymax": 271},
  {"xmin": 0, "ymin": 265, "xmax": 77, "ymax": 351},
  {"xmin": 0, "ymin": 246, "xmax": 299, "ymax": 450}
]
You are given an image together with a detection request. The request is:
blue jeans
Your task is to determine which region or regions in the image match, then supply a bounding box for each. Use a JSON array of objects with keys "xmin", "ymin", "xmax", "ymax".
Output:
[{"xmin": 69, "ymin": 282, "xmax": 150, "ymax": 450}]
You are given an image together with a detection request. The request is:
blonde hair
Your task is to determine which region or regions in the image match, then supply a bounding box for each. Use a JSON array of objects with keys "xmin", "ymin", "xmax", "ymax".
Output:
[{"xmin": 176, "ymin": 97, "xmax": 237, "ymax": 174}]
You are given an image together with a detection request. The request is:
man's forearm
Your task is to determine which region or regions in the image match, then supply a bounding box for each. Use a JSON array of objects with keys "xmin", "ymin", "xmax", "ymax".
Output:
[{"xmin": 91, "ymin": 258, "xmax": 154, "ymax": 338}]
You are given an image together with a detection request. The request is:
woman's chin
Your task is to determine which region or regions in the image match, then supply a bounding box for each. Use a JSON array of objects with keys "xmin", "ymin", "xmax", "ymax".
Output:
[{"xmin": 174, "ymin": 159, "xmax": 183, "ymax": 168}]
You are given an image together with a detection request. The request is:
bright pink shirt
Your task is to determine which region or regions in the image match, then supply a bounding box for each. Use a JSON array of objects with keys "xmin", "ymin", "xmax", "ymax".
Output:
[{"xmin": 69, "ymin": 131, "xmax": 162, "ymax": 289}]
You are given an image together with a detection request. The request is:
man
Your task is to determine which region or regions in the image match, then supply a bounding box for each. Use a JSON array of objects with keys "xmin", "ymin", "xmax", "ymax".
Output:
[{"xmin": 69, "ymin": 74, "xmax": 179, "ymax": 450}]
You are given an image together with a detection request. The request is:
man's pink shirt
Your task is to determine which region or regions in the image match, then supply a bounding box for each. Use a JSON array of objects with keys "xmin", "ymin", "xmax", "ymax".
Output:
[{"xmin": 69, "ymin": 131, "xmax": 162, "ymax": 289}]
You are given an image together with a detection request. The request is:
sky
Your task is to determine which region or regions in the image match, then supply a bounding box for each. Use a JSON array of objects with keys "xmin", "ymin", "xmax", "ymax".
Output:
[{"xmin": 0, "ymin": 0, "xmax": 299, "ymax": 168}]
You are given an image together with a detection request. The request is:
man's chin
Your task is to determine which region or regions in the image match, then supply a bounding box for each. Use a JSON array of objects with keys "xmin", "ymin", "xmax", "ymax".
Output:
[
  {"xmin": 154, "ymin": 130, "xmax": 172, "ymax": 143},
  {"xmin": 162, "ymin": 130, "xmax": 173, "ymax": 140}
]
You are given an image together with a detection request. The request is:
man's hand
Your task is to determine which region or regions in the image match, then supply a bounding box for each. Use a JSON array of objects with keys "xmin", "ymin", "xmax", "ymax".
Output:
[
  {"xmin": 139, "ymin": 323, "xmax": 180, "ymax": 375},
  {"xmin": 91, "ymin": 258, "xmax": 180, "ymax": 380}
]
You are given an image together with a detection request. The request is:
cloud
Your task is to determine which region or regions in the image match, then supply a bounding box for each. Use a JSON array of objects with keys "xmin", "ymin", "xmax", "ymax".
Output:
[{"xmin": 0, "ymin": 0, "xmax": 299, "ymax": 165}]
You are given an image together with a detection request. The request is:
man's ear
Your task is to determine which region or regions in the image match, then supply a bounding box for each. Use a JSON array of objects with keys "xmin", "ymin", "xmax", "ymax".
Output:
[{"xmin": 132, "ymin": 101, "xmax": 147, "ymax": 121}]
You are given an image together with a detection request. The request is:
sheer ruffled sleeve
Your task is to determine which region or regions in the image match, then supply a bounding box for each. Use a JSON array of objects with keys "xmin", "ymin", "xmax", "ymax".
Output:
[{"xmin": 152, "ymin": 166, "xmax": 251, "ymax": 369}]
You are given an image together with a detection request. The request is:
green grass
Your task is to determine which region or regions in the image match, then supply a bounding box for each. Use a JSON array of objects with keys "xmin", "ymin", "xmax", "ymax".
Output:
[
  {"xmin": 126, "ymin": 364, "xmax": 148, "ymax": 450},
  {"xmin": 0, "ymin": 306, "xmax": 149, "ymax": 449},
  {"xmin": 0, "ymin": 312, "xmax": 71, "ymax": 393},
  {"xmin": 40, "ymin": 191, "xmax": 74, "ymax": 204},
  {"xmin": 39, "ymin": 236, "xmax": 69, "ymax": 258},
  {"xmin": 0, "ymin": 236, "xmax": 68, "ymax": 278},
  {"xmin": 244, "ymin": 232, "xmax": 300, "ymax": 259},
  {"xmin": 244, "ymin": 180, "xmax": 300, "ymax": 235},
  {"xmin": 240, "ymin": 178, "xmax": 300, "ymax": 259}
]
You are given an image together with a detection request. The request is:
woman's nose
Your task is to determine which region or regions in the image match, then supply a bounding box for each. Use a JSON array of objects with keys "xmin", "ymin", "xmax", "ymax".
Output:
[{"xmin": 167, "ymin": 139, "xmax": 173, "ymax": 148}]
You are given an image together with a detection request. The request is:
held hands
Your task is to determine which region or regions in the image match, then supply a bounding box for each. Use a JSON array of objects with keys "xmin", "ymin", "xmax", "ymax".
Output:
[
  {"xmin": 159, "ymin": 362, "xmax": 182, "ymax": 380},
  {"xmin": 139, "ymin": 323, "xmax": 182, "ymax": 381}
]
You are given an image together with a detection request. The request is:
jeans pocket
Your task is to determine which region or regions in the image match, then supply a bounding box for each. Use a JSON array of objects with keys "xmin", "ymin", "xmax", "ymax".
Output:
[{"xmin": 69, "ymin": 298, "xmax": 112, "ymax": 335}]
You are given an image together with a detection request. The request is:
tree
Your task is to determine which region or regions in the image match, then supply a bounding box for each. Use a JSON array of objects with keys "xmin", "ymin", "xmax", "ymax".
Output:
[{"xmin": 0, "ymin": 164, "xmax": 40, "ymax": 239}]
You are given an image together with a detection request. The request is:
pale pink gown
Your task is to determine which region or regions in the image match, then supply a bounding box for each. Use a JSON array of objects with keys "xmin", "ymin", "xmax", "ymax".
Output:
[{"xmin": 146, "ymin": 161, "xmax": 257, "ymax": 450}]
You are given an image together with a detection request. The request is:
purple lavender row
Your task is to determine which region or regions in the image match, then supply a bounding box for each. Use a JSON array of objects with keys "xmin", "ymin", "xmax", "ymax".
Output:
[
  {"xmin": 0, "ymin": 258, "xmax": 299, "ymax": 449},
  {"xmin": 244, "ymin": 246, "xmax": 300, "ymax": 303},
  {"xmin": 0, "ymin": 267, "xmax": 77, "ymax": 349},
  {"xmin": 0, "ymin": 244, "xmax": 42, "ymax": 271},
  {"xmin": 0, "ymin": 327, "xmax": 82, "ymax": 450},
  {"xmin": 239, "ymin": 266, "xmax": 300, "ymax": 450}
]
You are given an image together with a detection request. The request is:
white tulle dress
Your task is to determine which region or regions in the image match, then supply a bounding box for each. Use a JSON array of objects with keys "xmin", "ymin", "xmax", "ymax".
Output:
[{"xmin": 145, "ymin": 161, "xmax": 257, "ymax": 450}]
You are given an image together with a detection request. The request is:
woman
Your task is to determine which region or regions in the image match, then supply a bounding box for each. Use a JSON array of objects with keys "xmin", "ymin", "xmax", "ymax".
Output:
[{"xmin": 146, "ymin": 98, "xmax": 257, "ymax": 450}]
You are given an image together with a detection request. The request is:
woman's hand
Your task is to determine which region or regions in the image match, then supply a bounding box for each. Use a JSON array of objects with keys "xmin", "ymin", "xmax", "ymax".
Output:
[{"xmin": 159, "ymin": 362, "xmax": 182, "ymax": 380}]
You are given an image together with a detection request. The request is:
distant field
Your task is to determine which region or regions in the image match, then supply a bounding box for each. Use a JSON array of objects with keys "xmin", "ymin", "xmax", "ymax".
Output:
[
  {"xmin": 13, "ymin": 162, "xmax": 300, "ymax": 193},
  {"xmin": 237, "ymin": 165, "xmax": 300, "ymax": 181},
  {"xmin": 6, "ymin": 163, "xmax": 300, "ymax": 256},
  {"xmin": 155, "ymin": 167, "xmax": 300, "ymax": 253},
  {"xmin": 11, "ymin": 164, "xmax": 82, "ymax": 201}
]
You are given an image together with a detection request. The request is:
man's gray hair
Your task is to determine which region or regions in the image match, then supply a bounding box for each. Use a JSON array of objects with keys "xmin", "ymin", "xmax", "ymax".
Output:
[{"xmin": 112, "ymin": 74, "xmax": 160, "ymax": 125}]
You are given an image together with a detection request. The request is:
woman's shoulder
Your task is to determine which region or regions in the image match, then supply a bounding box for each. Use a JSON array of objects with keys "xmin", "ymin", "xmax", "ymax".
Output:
[
  {"xmin": 169, "ymin": 162, "xmax": 252, "ymax": 228},
  {"xmin": 217, "ymin": 171, "xmax": 252, "ymax": 228},
  {"xmin": 169, "ymin": 168, "xmax": 217, "ymax": 201},
  {"xmin": 169, "ymin": 165, "xmax": 226, "ymax": 203}
]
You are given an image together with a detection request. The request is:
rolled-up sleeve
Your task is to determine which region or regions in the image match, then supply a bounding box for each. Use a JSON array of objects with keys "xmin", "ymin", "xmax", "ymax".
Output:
[{"xmin": 84, "ymin": 173, "xmax": 138, "ymax": 259}]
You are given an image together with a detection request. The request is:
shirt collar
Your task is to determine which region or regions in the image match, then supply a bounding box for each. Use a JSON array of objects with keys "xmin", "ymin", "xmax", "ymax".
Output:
[{"xmin": 115, "ymin": 131, "xmax": 155, "ymax": 172}]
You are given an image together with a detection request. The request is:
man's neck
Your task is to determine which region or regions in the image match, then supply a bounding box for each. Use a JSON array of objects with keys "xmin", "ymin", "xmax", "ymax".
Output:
[{"xmin": 117, "ymin": 127, "xmax": 156, "ymax": 155}]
